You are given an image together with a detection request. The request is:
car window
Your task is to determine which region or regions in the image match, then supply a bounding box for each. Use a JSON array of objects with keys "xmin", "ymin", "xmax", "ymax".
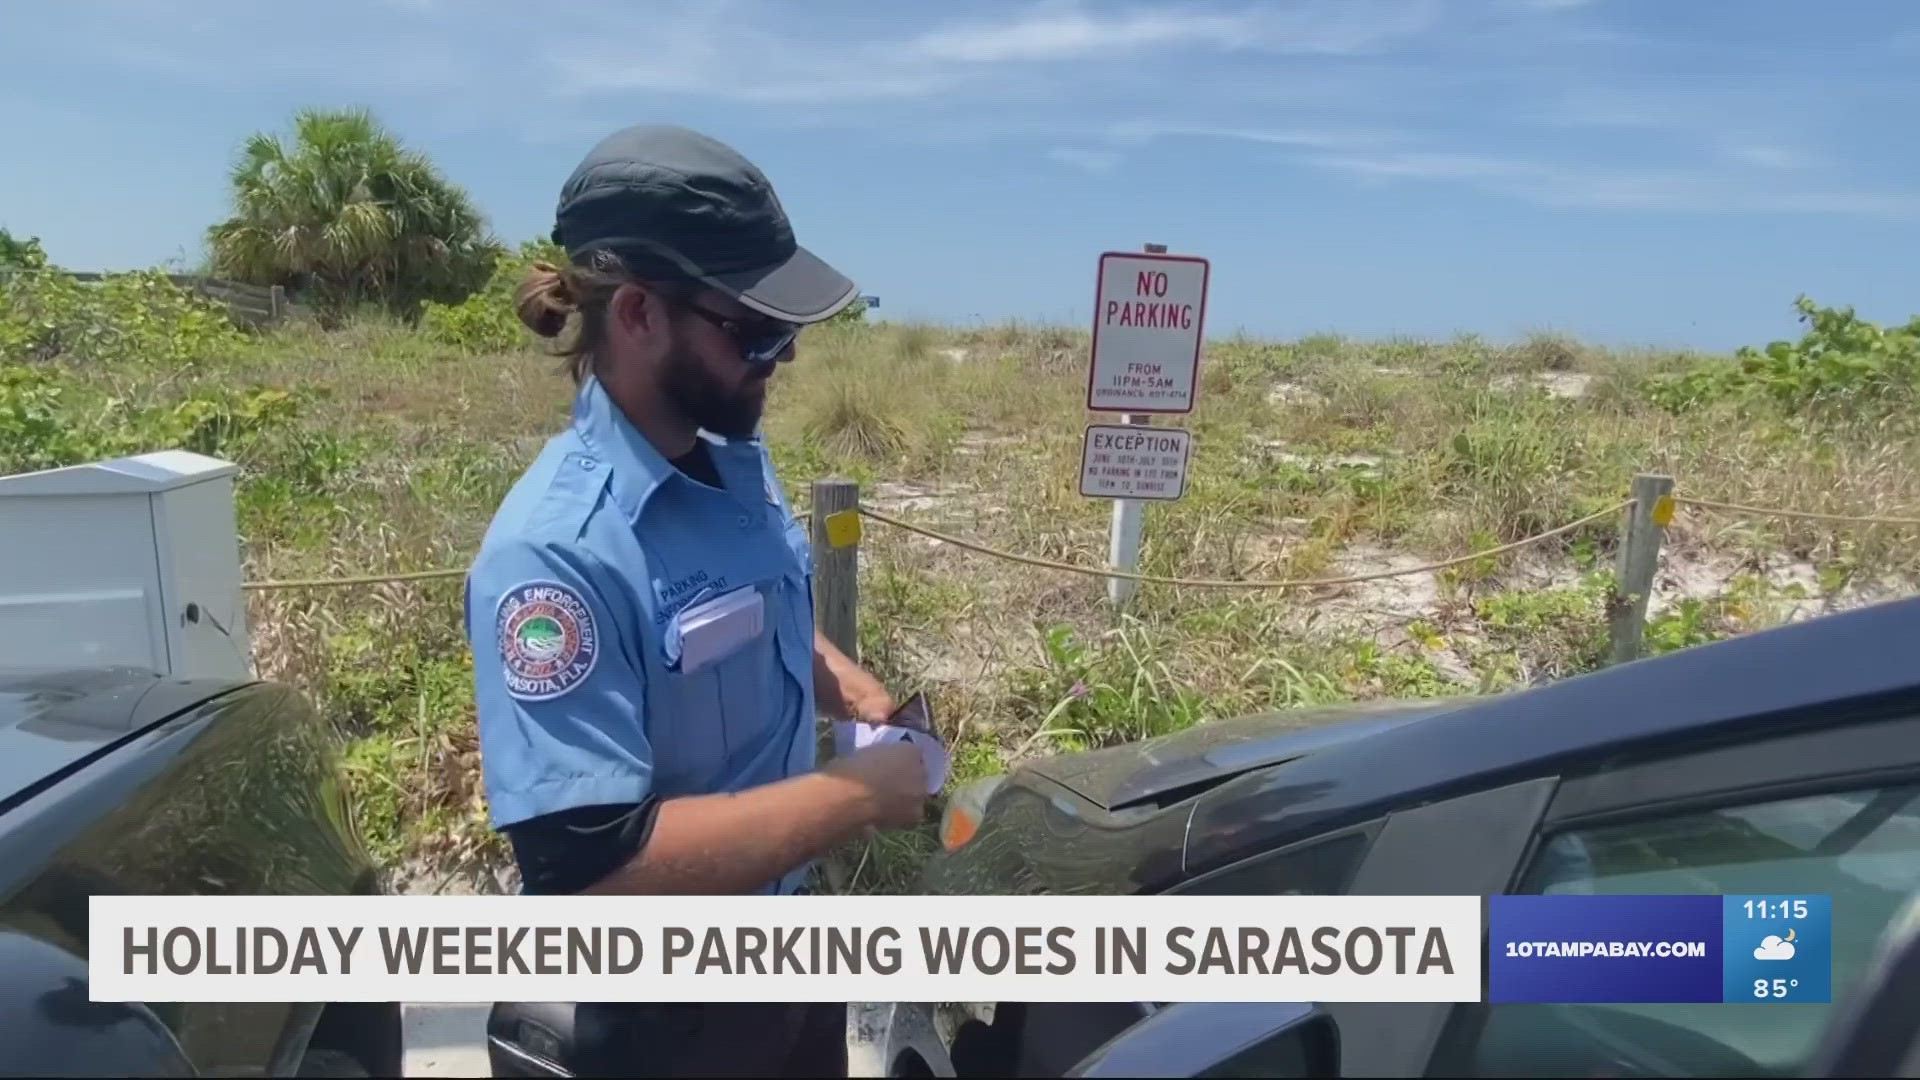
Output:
[
  {"xmin": 1070, "ymin": 1004, "xmax": 1336, "ymax": 1079},
  {"xmin": 1194, "ymin": 1027, "xmax": 1325, "ymax": 1078},
  {"xmin": 1175, "ymin": 829, "xmax": 1373, "ymax": 895},
  {"xmin": 1430, "ymin": 781, "xmax": 1920, "ymax": 1078}
]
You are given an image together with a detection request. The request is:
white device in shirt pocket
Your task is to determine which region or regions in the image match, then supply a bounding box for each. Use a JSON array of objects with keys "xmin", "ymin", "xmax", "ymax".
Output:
[{"xmin": 668, "ymin": 585, "xmax": 765, "ymax": 675}]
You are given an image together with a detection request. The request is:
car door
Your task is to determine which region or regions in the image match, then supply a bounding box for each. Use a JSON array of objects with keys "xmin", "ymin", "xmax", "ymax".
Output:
[
  {"xmin": 1807, "ymin": 891, "xmax": 1920, "ymax": 1076},
  {"xmin": 1425, "ymin": 708, "xmax": 1920, "ymax": 1078},
  {"xmin": 1065, "ymin": 1001, "xmax": 1341, "ymax": 1078},
  {"xmin": 1171, "ymin": 776, "xmax": 1562, "ymax": 1077},
  {"xmin": 0, "ymin": 681, "xmax": 371, "ymax": 1077}
]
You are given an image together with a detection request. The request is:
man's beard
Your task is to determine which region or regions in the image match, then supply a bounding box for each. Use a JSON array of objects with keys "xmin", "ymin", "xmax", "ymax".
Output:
[{"xmin": 657, "ymin": 343, "xmax": 765, "ymax": 440}]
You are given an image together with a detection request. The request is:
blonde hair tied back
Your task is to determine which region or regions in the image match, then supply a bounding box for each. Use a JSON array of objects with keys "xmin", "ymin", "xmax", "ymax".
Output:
[
  {"xmin": 513, "ymin": 260, "xmax": 578, "ymax": 339},
  {"xmin": 513, "ymin": 253, "xmax": 629, "ymax": 384}
]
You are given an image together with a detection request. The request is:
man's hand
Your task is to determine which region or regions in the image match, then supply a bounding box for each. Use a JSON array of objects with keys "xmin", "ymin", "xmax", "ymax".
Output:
[
  {"xmin": 824, "ymin": 742, "xmax": 929, "ymax": 831},
  {"xmin": 844, "ymin": 682, "xmax": 897, "ymax": 725},
  {"xmin": 813, "ymin": 630, "xmax": 899, "ymax": 724}
]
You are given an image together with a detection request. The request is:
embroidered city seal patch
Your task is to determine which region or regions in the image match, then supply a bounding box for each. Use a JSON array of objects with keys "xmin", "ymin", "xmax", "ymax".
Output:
[{"xmin": 497, "ymin": 580, "xmax": 599, "ymax": 701}]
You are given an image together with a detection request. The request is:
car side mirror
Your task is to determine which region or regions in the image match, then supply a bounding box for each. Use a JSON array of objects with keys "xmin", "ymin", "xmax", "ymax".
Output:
[{"xmin": 1065, "ymin": 1001, "xmax": 1340, "ymax": 1078}]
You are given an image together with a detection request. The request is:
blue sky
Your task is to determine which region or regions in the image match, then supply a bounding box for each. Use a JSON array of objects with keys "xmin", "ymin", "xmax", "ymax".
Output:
[{"xmin": 4, "ymin": 0, "xmax": 1917, "ymax": 350}]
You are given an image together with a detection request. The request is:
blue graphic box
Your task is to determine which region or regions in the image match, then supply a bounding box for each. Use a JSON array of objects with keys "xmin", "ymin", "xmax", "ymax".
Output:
[
  {"xmin": 1488, "ymin": 894, "xmax": 1833, "ymax": 1004},
  {"xmin": 1722, "ymin": 894, "xmax": 1832, "ymax": 1004},
  {"xmin": 1490, "ymin": 895, "xmax": 1723, "ymax": 1003}
]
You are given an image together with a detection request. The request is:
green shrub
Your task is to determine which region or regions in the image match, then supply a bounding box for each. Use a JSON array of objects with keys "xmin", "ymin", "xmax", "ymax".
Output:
[
  {"xmin": 0, "ymin": 229, "xmax": 50, "ymax": 270},
  {"xmin": 0, "ymin": 365, "xmax": 78, "ymax": 469},
  {"xmin": 1005, "ymin": 622, "xmax": 1216, "ymax": 753},
  {"xmin": 1643, "ymin": 575, "xmax": 1813, "ymax": 656},
  {"xmin": 1473, "ymin": 572, "xmax": 1615, "ymax": 678},
  {"xmin": 1649, "ymin": 296, "xmax": 1920, "ymax": 416},
  {"xmin": 0, "ymin": 268, "xmax": 246, "ymax": 367},
  {"xmin": 826, "ymin": 297, "xmax": 870, "ymax": 328},
  {"xmin": 420, "ymin": 292, "xmax": 527, "ymax": 353},
  {"xmin": 0, "ymin": 362, "xmax": 298, "ymax": 473},
  {"xmin": 420, "ymin": 238, "xmax": 564, "ymax": 354}
]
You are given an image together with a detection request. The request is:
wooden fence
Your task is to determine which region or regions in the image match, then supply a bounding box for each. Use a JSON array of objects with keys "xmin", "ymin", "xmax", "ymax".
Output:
[{"xmin": 2, "ymin": 269, "xmax": 294, "ymax": 329}]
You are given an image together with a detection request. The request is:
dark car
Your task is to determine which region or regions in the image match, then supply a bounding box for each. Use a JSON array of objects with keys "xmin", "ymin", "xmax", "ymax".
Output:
[
  {"xmin": 0, "ymin": 666, "xmax": 400, "ymax": 1078},
  {"xmin": 871, "ymin": 596, "xmax": 1920, "ymax": 1078}
]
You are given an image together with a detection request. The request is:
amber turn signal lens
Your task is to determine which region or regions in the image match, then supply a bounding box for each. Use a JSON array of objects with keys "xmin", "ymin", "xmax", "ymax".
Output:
[
  {"xmin": 940, "ymin": 807, "xmax": 979, "ymax": 851},
  {"xmin": 937, "ymin": 775, "xmax": 1004, "ymax": 852}
]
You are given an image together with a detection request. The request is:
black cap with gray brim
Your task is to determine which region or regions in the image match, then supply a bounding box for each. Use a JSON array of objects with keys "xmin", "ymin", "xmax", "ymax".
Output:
[{"xmin": 550, "ymin": 124, "xmax": 859, "ymax": 325}]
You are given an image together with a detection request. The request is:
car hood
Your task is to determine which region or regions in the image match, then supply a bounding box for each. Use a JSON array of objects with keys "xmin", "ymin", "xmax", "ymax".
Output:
[
  {"xmin": 0, "ymin": 666, "xmax": 249, "ymax": 811},
  {"xmin": 1019, "ymin": 697, "xmax": 1469, "ymax": 811}
]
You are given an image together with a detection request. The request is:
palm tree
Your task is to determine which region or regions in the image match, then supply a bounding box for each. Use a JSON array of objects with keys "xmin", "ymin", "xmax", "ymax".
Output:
[{"xmin": 206, "ymin": 108, "xmax": 501, "ymax": 326}]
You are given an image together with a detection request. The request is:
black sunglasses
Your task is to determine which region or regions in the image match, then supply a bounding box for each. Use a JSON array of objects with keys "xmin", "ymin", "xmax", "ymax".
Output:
[{"xmin": 667, "ymin": 294, "xmax": 800, "ymax": 368}]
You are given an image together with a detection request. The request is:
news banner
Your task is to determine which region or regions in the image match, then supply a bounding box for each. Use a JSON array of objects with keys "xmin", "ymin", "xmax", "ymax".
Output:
[{"xmin": 88, "ymin": 894, "xmax": 1830, "ymax": 1005}]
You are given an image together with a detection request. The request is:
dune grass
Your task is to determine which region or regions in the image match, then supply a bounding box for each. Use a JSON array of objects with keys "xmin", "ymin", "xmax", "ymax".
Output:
[{"xmin": 7, "ymin": 296, "xmax": 1918, "ymax": 892}]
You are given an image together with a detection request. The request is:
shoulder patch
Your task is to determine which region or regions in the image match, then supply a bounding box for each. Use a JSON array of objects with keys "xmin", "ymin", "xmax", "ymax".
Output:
[{"xmin": 496, "ymin": 580, "xmax": 600, "ymax": 701}]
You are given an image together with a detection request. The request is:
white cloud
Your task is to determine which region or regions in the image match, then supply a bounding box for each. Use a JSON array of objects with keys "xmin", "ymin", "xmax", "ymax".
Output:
[
  {"xmin": 1538, "ymin": 87, "xmax": 1832, "ymax": 178},
  {"xmin": 1300, "ymin": 150, "xmax": 1522, "ymax": 182},
  {"xmin": 1754, "ymin": 935, "xmax": 1796, "ymax": 961},
  {"xmin": 1292, "ymin": 144, "xmax": 1920, "ymax": 220},
  {"xmin": 1725, "ymin": 145, "xmax": 1811, "ymax": 170},
  {"xmin": 910, "ymin": 0, "xmax": 1438, "ymax": 64},
  {"xmin": 1546, "ymin": 87, "xmax": 1803, "ymax": 132},
  {"xmin": 1102, "ymin": 120, "xmax": 1396, "ymax": 151},
  {"xmin": 33, "ymin": 0, "xmax": 477, "ymax": 95},
  {"xmin": 547, "ymin": 5, "xmax": 975, "ymax": 105},
  {"xmin": 551, "ymin": 37, "xmax": 958, "ymax": 107},
  {"xmin": 1542, "ymin": 85, "xmax": 1835, "ymax": 171},
  {"xmin": 548, "ymin": 0, "xmax": 1443, "ymax": 106},
  {"xmin": 1047, "ymin": 147, "xmax": 1121, "ymax": 173},
  {"xmin": 914, "ymin": 5, "xmax": 1246, "ymax": 62}
]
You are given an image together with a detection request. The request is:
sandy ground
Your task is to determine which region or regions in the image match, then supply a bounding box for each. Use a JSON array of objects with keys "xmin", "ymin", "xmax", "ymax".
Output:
[{"xmin": 403, "ymin": 1003, "xmax": 491, "ymax": 1077}]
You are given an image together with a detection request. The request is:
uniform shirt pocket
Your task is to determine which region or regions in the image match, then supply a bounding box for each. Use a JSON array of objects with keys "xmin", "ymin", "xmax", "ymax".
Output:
[{"xmin": 649, "ymin": 579, "xmax": 787, "ymax": 789}]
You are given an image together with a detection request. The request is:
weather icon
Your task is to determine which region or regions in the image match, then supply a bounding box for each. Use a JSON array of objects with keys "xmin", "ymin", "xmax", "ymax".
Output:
[{"xmin": 1755, "ymin": 929, "xmax": 1797, "ymax": 961}]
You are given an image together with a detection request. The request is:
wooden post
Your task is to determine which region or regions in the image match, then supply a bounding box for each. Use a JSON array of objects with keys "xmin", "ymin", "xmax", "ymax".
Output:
[
  {"xmin": 1105, "ymin": 242, "xmax": 1169, "ymax": 608},
  {"xmin": 810, "ymin": 477, "xmax": 861, "ymax": 661},
  {"xmin": 1607, "ymin": 472, "xmax": 1675, "ymax": 666},
  {"xmin": 269, "ymin": 285, "xmax": 285, "ymax": 324}
]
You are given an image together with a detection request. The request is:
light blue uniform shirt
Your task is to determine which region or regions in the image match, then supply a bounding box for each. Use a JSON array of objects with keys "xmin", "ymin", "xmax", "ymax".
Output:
[{"xmin": 464, "ymin": 374, "xmax": 818, "ymax": 894}]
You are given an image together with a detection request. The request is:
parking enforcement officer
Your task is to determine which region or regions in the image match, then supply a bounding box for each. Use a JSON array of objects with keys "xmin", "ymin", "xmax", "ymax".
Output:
[{"xmin": 464, "ymin": 124, "xmax": 928, "ymax": 1077}]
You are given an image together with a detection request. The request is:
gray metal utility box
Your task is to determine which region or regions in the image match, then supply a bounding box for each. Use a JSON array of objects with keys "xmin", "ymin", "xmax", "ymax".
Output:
[{"xmin": 0, "ymin": 450, "xmax": 251, "ymax": 679}]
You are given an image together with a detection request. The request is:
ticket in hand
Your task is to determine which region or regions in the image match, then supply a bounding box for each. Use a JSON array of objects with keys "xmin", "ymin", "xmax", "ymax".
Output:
[{"xmin": 832, "ymin": 715, "xmax": 949, "ymax": 795}]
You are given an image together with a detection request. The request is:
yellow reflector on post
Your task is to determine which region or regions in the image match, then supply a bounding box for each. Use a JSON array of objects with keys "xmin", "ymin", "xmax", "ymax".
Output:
[{"xmin": 824, "ymin": 510, "xmax": 862, "ymax": 549}]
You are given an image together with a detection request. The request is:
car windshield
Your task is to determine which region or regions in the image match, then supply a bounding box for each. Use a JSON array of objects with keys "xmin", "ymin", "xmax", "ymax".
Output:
[{"xmin": 1456, "ymin": 782, "xmax": 1920, "ymax": 1077}]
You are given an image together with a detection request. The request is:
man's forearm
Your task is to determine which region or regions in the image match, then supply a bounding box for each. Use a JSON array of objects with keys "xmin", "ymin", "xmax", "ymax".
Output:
[
  {"xmin": 579, "ymin": 770, "xmax": 880, "ymax": 896},
  {"xmin": 813, "ymin": 630, "xmax": 891, "ymax": 720}
]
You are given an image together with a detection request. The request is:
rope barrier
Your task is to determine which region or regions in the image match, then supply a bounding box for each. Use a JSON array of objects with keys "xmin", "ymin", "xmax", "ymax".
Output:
[
  {"xmin": 855, "ymin": 499, "xmax": 1634, "ymax": 591},
  {"xmin": 229, "ymin": 488, "xmax": 1911, "ymax": 595},
  {"xmin": 1672, "ymin": 496, "xmax": 1920, "ymax": 528},
  {"xmin": 242, "ymin": 567, "xmax": 466, "ymax": 591}
]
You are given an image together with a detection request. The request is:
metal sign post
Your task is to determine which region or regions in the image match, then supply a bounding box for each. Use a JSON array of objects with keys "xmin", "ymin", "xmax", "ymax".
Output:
[
  {"xmin": 1106, "ymin": 440, "xmax": 1147, "ymax": 606},
  {"xmin": 1087, "ymin": 242, "xmax": 1209, "ymax": 606}
]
